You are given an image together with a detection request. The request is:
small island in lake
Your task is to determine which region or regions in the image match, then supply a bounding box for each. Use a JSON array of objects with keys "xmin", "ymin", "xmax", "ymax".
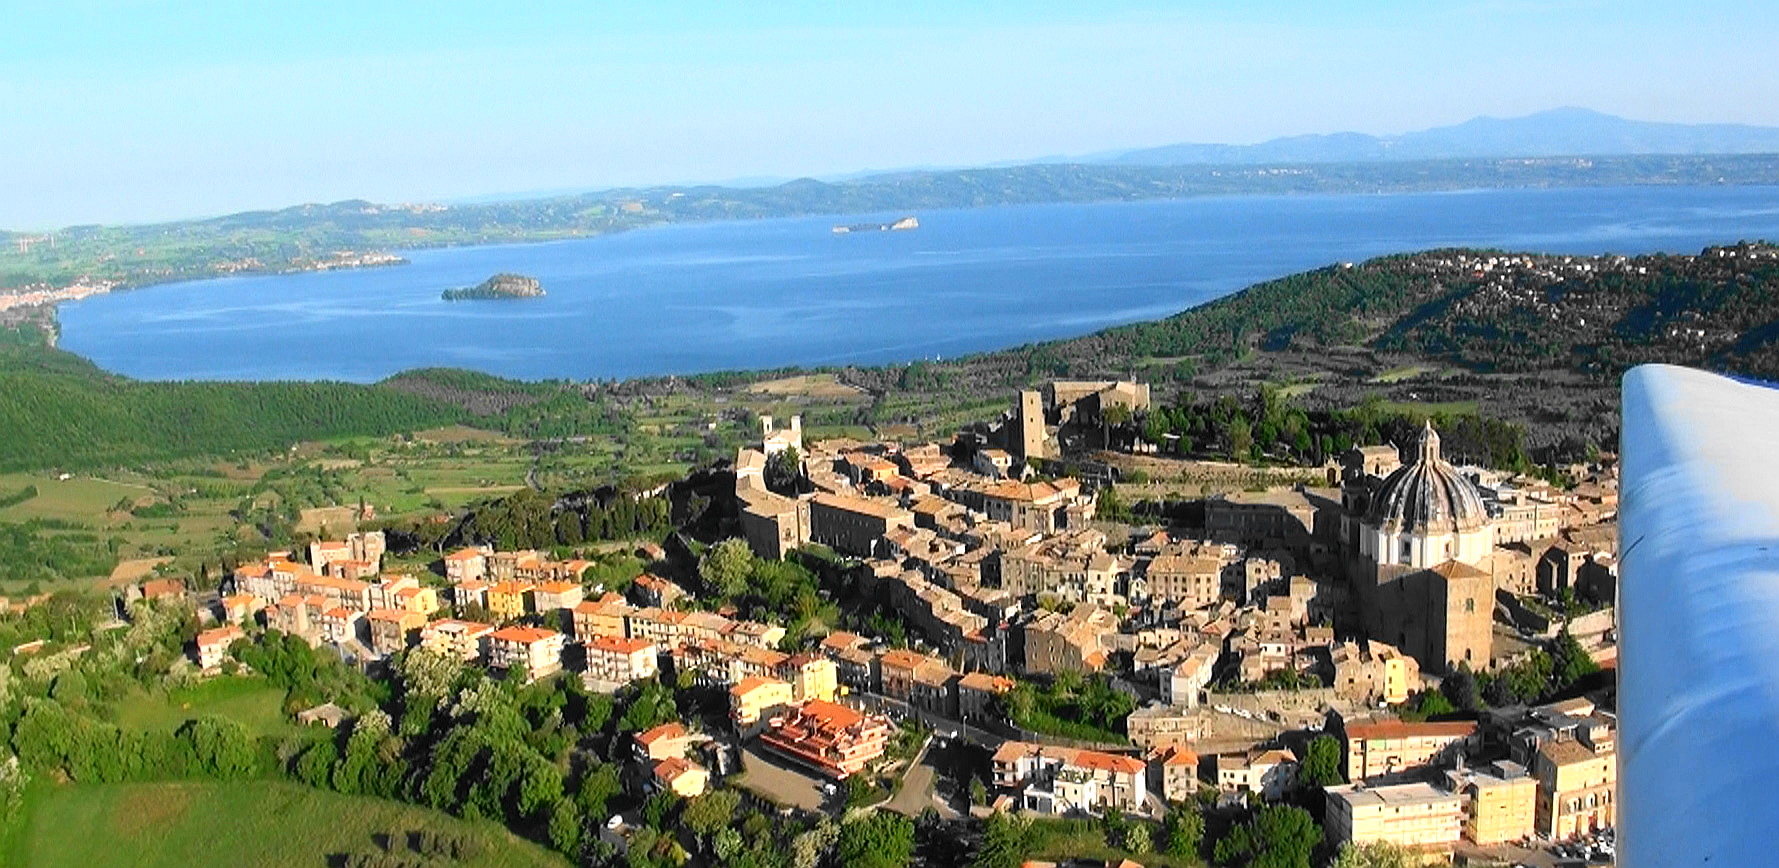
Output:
[
  {"xmin": 441, "ymin": 273, "xmax": 546, "ymax": 301},
  {"xmin": 832, "ymin": 216, "xmax": 919, "ymax": 234}
]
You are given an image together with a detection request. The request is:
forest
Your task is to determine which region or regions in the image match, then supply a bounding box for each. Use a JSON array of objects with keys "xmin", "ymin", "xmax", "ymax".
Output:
[{"xmin": 0, "ymin": 338, "xmax": 636, "ymax": 472}]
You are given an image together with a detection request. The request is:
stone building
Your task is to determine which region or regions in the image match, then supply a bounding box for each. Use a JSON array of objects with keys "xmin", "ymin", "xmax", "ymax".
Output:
[
  {"xmin": 808, "ymin": 493, "xmax": 913, "ymax": 558},
  {"xmin": 737, "ymin": 487, "xmax": 811, "ymax": 560},
  {"xmin": 1533, "ymin": 725, "xmax": 1616, "ymax": 839},
  {"xmin": 1349, "ymin": 423, "xmax": 1496, "ymax": 672}
]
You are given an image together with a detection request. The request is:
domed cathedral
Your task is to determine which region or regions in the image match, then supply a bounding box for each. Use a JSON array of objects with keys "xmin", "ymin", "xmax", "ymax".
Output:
[{"xmin": 1342, "ymin": 422, "xmax": 1497, "ymax": 674}]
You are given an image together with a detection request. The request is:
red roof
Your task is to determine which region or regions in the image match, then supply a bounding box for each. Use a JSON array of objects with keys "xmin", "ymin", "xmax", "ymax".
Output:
[
  {"xmin": 635, "ymin": 722, "xmax": 687, "ymax": 746},
  {"xmin": 1346, "ymin": 719, "xmax": 1478, "ymax": 740},
  {"xmin": 587, "ymin": 635, "xmax": 655, "ymax": 655},
  {"xmin": 490, "ymin": 626, "xmax": 559, "ymax": 644}
]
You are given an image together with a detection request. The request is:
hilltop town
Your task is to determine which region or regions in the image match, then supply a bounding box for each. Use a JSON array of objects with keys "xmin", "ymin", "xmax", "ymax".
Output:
[{"xmin": 44, "ymin": 374, "xmax": 1625, "ymax": 867}]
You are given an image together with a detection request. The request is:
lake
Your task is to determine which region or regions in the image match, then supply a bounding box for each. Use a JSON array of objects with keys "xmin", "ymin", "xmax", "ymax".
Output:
[{"xmin": 57, "ymin": 185, "xmax": 1779, "ymax": 382}]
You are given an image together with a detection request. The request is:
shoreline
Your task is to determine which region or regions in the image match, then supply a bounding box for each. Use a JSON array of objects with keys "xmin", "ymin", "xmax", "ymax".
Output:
[
  {"xmin": 32, "ymin": 185, "xmax": 1779, "ymax": 387},
  {"xmin": 10, "ymin": 155, "xmax": 1779, "ymax": 303}
]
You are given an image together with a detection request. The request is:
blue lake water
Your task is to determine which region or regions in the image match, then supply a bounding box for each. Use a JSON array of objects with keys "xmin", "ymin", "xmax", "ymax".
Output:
[{"xmin": 57, "ymin": 186, "xmax": 1779, "ymax": 382}]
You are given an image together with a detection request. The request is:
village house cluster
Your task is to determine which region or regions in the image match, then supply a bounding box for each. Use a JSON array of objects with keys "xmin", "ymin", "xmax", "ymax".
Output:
[
  {"xmin": 715, "ymin": 382, "xmax": 1620, "ymax": 841},
  {"xmin": 1321, "ymin": 695, "xmax": 1617, "ymax": 854},
  {"xmin": 164, "ymin": 374, "xmax": 1621, "ymax": 860}
]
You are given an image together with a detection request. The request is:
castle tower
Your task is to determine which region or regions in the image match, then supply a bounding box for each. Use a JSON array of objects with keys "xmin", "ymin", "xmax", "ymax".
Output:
[{"xmin": 1017, "ymin": 390, "xmax": 1048, "ymax": 460}]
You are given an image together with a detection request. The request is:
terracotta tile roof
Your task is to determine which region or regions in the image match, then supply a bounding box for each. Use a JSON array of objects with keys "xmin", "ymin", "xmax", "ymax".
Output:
[
  {"xmin": 790, "ymin": 698, "xmax": 865, "ymax": 730},
  {"xmin": 1345, "ymin": 719, "xmax": 1478, "ymax": 741},
  {"xmin": 731, "ymin": 675, "xmax": 789, "ymax": 698},
  {"xmin": 879, "ymin": 648, "xmax": 933, "ymax": 671},
  {"xmin": 196, "ymin": 625, "xmax": 244, "ymax": 647},
  {"xmin": 1538, "ymin": 738, "xmax": 1603, "ymax": 766},
  {"xmin": 1428, "ymin": 559, "xmax": 1491, "ymax": 581},
  {"xmin": 425, "ymin": 618, "xmax": 493, "ymax": 634},
  {"xmin": 811, "ymin": 492, "xmax": 906, "ymax": 520},
  {"xmin": 1073, "ymin": 749, "xmax": 1146, "ymax": 776},
  {"xmin": 654, "ymin": 756, "xmax": 703, "ymax": 782},
  {"xmin": 586, "ymin": 635, "xmax": 656, "ymax": 655},
  {"xmin": 635, "ymin": 722, "xmax": 687, "ymax": 746},
  {"xmin": 821, "ymin": 630, "xmax": 867, "ymax": 652},
  {"xmin": 490, "ymin": 626, "xmax": 560, "ymax": 643},
  {"xmin": 957, "ymin": 672, "xmax": 1014, "ymax": 694}
]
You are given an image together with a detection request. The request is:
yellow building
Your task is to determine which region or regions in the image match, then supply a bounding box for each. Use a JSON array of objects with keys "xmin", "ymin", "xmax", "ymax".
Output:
[
  {"xmin": 487, "ymin": 581, "xmax": 535, "ymax": 623},
  {"xmin": 778, "ymin": 654, "xmax": 839, "ymax": 704},
  {"xmin": 1344, "ymin": 718, "xmax": 1477, "ymax": 782},
  {"xmin": 571, "ymin": 593, "xmax": 631, "ymax": 641},
  {"xmin": 1533, "ymin": 734, "xmax": 1616, "ymax": 840},
  {"xmin": 1325, "ymin": 782, "xmax": 1463, "ymax": 852},
  {"xmin": 1449, "ymin": 761, "xmax": 1539, "ymax": 845},
  {"xmin": 730, "ymin": 675, "xmax": 795, "ymax": 731},
  {"xmin": 488, "ymin": 626, "xmax": 565, "ymax": 683},
  {"xmin": 419, "ymin": 618, "xmax": 494, "ymax": 662},
  {"xmin": 653, "ymin": 757, "xmax": 710, "ymax": 798}
]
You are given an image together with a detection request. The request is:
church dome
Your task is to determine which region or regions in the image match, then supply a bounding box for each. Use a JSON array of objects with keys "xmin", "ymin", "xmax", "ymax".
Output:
[{"xmin": 1365, "ymin": 422, "xmax": 1489, "ymax": 534}]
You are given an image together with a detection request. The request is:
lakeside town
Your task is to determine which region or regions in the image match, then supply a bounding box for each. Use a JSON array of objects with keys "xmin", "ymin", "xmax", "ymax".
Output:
[{"xmin": 115, "ymin": 377, "xmax": 1627, "ymax": 867}]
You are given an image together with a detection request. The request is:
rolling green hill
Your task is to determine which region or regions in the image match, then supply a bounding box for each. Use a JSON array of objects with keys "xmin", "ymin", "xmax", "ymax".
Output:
[
  {"xmin": 11, "ymin": 781, "xmax": 567, "ymax": 868},
  {"xmin": 5, "ymin": 241, "xmax": 1777, "ymax": 472},
  {"xmin": 0, "ymin": 334, "xmax": 610, "ymax": 472}
]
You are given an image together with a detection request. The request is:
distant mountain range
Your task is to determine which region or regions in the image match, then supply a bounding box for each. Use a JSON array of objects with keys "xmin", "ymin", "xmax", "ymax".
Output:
[{"xmin": 1090, "ymin": 108, "xmax": 1779, "ymax": 167}]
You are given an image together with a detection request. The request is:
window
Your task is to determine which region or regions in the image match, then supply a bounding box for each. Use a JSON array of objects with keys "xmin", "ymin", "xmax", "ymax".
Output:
[{"xmin": 1465, "ymin": 597, "xmax": 1475, "ymax": 613}]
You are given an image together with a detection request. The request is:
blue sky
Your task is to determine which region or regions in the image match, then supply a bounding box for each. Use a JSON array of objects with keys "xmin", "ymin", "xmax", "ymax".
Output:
[{"xmin": 2, "ymin": 0, "xmax": 1775, "ymax": 228}]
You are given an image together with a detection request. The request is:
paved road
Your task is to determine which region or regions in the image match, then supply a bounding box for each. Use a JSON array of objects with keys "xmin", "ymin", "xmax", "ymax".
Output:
[
  {"xmin": 883, "ymin": 736, "xmax": 937, "ymax": 817},
  {"xmin": 844, "ymin": 693, "xmax": 1009, "ymax": 749}
]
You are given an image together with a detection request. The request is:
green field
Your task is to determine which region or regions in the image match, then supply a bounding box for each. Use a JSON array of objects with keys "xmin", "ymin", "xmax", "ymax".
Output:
[
  {"xmin": 12, "ymin": 780, "xmax": 568, "ymax": 868},
  {"xmin": 0, "ymin": 473, "xmax": 154, "ymax": 523},
  {"xmin": 113, "ymin": 677, "xmax": 309, "ymax": 740}
]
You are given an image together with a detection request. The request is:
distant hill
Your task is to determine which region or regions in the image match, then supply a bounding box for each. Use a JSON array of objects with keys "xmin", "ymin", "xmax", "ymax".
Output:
[
  {"xmin": 1101, "ymin": 108, "xmax": 1779, "ymax": 166},
  {"xmin": 838, "ymin": 241, "xmax": 1779, "ymax": 451}
]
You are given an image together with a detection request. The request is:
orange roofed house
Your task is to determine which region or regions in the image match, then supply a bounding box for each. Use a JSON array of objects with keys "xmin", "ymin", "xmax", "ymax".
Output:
[
  {"xmin": 757, "ymin": 699, "xmax": 891, "ymax": 779},
  {"xmin": 366, "ymin": 608, "xmax": 426, "ymax": 657},
  {"xmin": 572, "ymin": 593, "xmax": 632, "ymax": 641},
  {"xmin": 487, "ymin": 581, "xmax": 535, "ymax": 623},
  {"xmin": 1345, "ymin": 718, "xmax": 1479, "ymax": 783},
  {"xmin": 318, "ymin": 606, "xmax": 364, "ymax": 646},
  {"xmin": 633, "ymin": 721, "xmax": 699, "ymax": 763},
  {"xmin": 652, "ymin": 756, "xmax": 710, "ymax": 798},
  {"xmin": 1150, "ymin": 743, "xmax": 1200, "ymax": 803},
  {"xmin": 992, "ymin": 740, "xmax": 1148, "ymax": 815},
  {"xmin": 730, "ymin": 676, "xmax": 795, "ymax": 733},
  {"xmin": 489, "ymin": 626, "xmax": 566, "ymax": 683},
  {"xmin": 532, "ymin": 580, "xmax": 584, "ymax": 614},
  {"xmin": 443, "ymin": 547, "xmax": 489, "ymax": 583},
  {"xmin": 139, "ymin": 578, "xmax": 187, "ymax": 603},
  {"xmin": 193, "ymin": 625, "xmax": 246, "ymax": 670},
  {"xmin": 632, "ymin": 573, "xmax": 688, "ymax": 609},
  {"xmin": 369, "ymin": 575, "xmax": 440, "ymax": 616},
  {"xmin": 420, "ymin": 618, "xmax": 494, "ymax": 662},
  {"xmin": 583, "ymin": 635, "xmax": 660, "ymax": 689}
]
